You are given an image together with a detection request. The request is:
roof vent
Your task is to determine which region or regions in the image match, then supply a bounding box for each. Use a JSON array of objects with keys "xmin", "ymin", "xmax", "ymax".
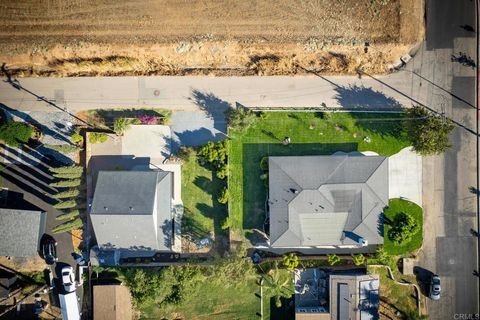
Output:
[
  {"xmin": 104, "ymin": 206, "xmax": 108, "ymax": 211},
  {"xmin": 358, "ymin": 237, "xmax": 368, "ymax": 247},
  {"xmin": 290, "ymin": 188, "xmax": 299, "ymax": 194},
  {"xmin": 129, "ymin": 206, "xmax": 134, "ymax": 211}
]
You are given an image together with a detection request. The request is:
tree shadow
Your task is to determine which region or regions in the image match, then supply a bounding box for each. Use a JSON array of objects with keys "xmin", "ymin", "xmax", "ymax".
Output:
[
  {"xmin": 181, "ymin": 207, "xmax": 210, "ymax": 241},
  {"xmin": 334, "ymin": 85, "xmax": 403, "ymax": 110},
  {"xmin": 347, "ymin": 112, "xmax": 407, "ymax": 138},
  {"xmin": 190, "ymin": 90, "xmax": 229, "ymax": 137},
  {"xmin": 172, "ymin": 128, "xmax": 219, "ymax": 153}
]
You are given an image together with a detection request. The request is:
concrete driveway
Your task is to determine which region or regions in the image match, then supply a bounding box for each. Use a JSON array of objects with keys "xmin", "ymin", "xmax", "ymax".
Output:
[{"xmin": 388, "ymin": 147, "xmax": 422, "ymax": 206}]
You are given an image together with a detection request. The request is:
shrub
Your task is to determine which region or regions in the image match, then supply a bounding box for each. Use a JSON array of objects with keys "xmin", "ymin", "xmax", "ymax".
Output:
[
  {"xmin": 178, "ymin": 146, "xmax": 195, "ymax": 161},
  {"xmin": 374, "ymin": 246, "xmax": 394, "ymax": 266},
  {"xmin": 71, "ymin": 132, "xmax": 84, "ymax": 145},
  {"xmin": 56, "ymin": 210, "xmax": 80, "ymax": 220},
  {"xmin": 198, "ymin": 140, "xmax": 228, "ymax": 167},
  {"xmin": 44, "ymin": 144, "xmax": 81, "ymax": 154},
  {"xmin": 52, "ymin": 218, "xmax": 83, "ymax": 234},
  {"xmin": 52, "ymin": 189, "xmax": 80, "ymax": 199},
  {"xmin": 113, "ymin": 118, "xmax": 131, "ymax": 136},
  {"xmin": 352, "ymin": 254, "xmax": 365, "ymax": 266},
  {"xmin": 49, "ymin": 166, "xmax": 84, "ymax": 175},
  {"xmin": 327, "ymin": 254, "xmax": 341, "ymax": 266},
  {"xmin": 406, "ymin": 106, "xmax": 454, "ymax": 155},
  {"xmin": 137, "ymin": 115, "xmax": 158, "ymax": 125},
  {"xmin": 0, "ymin": 121, "xmax": 33, "ymax": 147},
  {"xmin": 88, "ymin": 132, "xmax": 109, "ymax": 144},
  {"xmin": 217, "ymin": 188, "xmax": 229, "ymax": 204},
  {"xmin": 282, "ymin": 253, "xmax": 299, "ymax": 271},
  {"xmin": 260, "ymin": 156, "xmax": 269, "ymax": 171},
  {"xmin": 53, "ymin": 200, "xmax": 78, "ymax": 210},
  {"xmin": 216, "ymin": 163, "xmax": 228, "ymax": 179},
  {"xmin": 50, "ymin": 179, "xmax": 82, "ymax": 188},
  {"xmin": 388, "ymin": 212, "xmax": 419, "ymax": 245},
  {"xmin": 225, "ymin": 107, "xmax": 257, "ymax": 132},
  {"xmin": 221, "ymin": 216, "xmax": 233, "ymax": 230},
  {"xmin": 52, "ymin": 172, "xmax": 83, "ymax": 179}
]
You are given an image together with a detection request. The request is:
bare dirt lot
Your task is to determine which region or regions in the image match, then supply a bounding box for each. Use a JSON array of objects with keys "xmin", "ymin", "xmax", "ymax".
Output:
[{"xmin": 0, "ymin": 0, "xmax": 424, "ymax": 77}]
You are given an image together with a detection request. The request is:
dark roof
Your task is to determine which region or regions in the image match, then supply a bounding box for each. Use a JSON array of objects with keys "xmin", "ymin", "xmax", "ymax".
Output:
[
  {"xmin": 90, "ymin": 171, "xmax": 173, "ymax": 251},
  {"xmin": 0, "ymin": 268, "xmax": 17, "ymax": 298},
  {"xmin": 0, "ymin": 209, "xmax": 46, "ymax": 257},
  {"xmin": 268, "ymin": 155, "xmax": 388, "ymax": 247}
]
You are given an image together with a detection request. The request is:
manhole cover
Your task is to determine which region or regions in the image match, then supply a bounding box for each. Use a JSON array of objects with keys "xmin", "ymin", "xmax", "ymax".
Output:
[{"xmin": 153, "ymin": 89, "xmax": 160, "ymax": 96}]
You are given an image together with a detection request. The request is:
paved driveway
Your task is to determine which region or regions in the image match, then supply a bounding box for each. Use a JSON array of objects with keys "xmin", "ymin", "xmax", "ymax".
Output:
[{"xmin": 389, "ymin": 147, "xmax": 423, "ymax": 206}]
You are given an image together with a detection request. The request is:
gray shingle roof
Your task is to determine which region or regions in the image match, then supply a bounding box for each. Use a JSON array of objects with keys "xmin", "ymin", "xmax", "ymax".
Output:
[
  {"xmin": 268, "ymin": 155, "xmax": 388, "ymax": 247},
  {"xmin": 0, "ymin": 209, "xmax": 46, "ymax": 257},
  {"xmin": 91, "ymin": 171, "xmax": 173, "ymax": 251}
]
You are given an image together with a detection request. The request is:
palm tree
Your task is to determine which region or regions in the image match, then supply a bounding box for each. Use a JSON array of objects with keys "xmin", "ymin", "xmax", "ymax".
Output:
[{"xmin": 262, "ymin": 265, "xmax": 294, "ymax": 308}]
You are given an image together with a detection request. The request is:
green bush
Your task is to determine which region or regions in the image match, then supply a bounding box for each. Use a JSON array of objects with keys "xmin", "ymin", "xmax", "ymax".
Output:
[
  {"xmin": 406, "ymin": 106, "xmax": 454, "ymax": 156},
  {"xmin": 44, "ymin": 144, "xmax": 81, "ymax": 154},
  {"xmin": 327, "ymin": 254, "xmax": 341, "ymax": 266},
  {"xmin": 388, "ymin": 212, "xmax": 419, "ymax": 245},
  {"xmin": 113, "ymin": 118, "xmax": 131, "ymax": 136},
  {"xmin": 50, "ymin": 179, "xmax": 82, "ymax": 188},
  {"xmin": 198, "ymin": 140, "xmax": 228, "ymax": 167},
  {"xmin": 52, "ymin": 189, "xmax": 80, "ymax": 199},
  {"xmin": 49, "ymin": 166, "xmax": 84, "ymax": 175},
  {"xmin": 53, "ymin": 200, "xmax": 78, "ymax": 210},
  {"xmin": 352, "ymin": 254, "xmax": 365, "ymax": 266},
  {"xmin": 52, "ymin": 172, "xmax": 83, "ymax": 179},
  {"xmin": 217, "ymin": 188, "xmax": 229, "ymax": 204},
  {"xmin": 221, "ymin": 216, "xmax": 233, "ymax": 230},
  {"xmin": 52, "ymin": 218, "xmax": 82, "ymax": 234},
  {"xmin": 373, "ymin": 246, "xmax": 394, "ymax": 266},
  {"xmin": 282, "ymin": 253, "xmax": 299, "ymax": 271},
  {"xmin": 56, "ymin": 210, "xmax": 80, "ymax": 220},
  {"xmin": 216, "ymin": 163, "xmax": 228, "ymax": 179},
  {"xmin": 260, "ymin": 156, "xmax": 269, "ymax": 171},
  {"xmin": 71, "ymin": 132, "xmax": 84, "ymax": 145},
  {"xmin": 225, "ymin": 107, "xmax": 257, "ymax": 132},
  {"xmin": 88, "ymin": 132, "xmax": 109, "ymax": 144},
  {"xmin": 0, "ymin": 121, "xmax": 33, "ymax": 147}
]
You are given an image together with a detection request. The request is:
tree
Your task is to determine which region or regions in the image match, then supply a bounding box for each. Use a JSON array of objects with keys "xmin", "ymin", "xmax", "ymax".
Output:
[
  {"xmin": 262, "ymin": 264, "xmax": 294, "ymax": 308},
  {"xmin": 56, "ymin": 210, "xmax": 80, "ymax": 220},
  {"xmin": 53, "ymin": 200, "xmax": 78, "ymax": 210},
  {"xmin": 50, "ymin": 179, "xmax": 82, "ymax": 188},
  {"xmin": 388, "ymin": 212, "xmax": 419, "ymax": 245},
  {"xmin": 406, "ymin": 106, "xmax": 454, "ymax": 156},
  {"xmin": 217, "ymin": 187, "xmax": 229, "ymax": 204},
  {"xmin": 0, "ymin": 121, "xmax": 33, "ymax": 147},
  {"xmin": 352, "ymin": 254, "xmax": 365, "ymax": 266},
  {"xmin": 52, "ymin": 218, "xmax": 82, "ymax": 234},
  {"xmin": 282, "ymin": 253, "xmax": 299, "ymax": 271},
  {"xmin": 327, "ymin": 254, "xmax": 341, "ymax": 266},
  {"xmin": 225, "ymin": 107, "xmax": 257, "ymax": 132},
  {"xmin": 52, "ymin": 189, "xmax": 80, "ymax": 199},
  {"xmin": 113, "ymin": 118, "xmax": 131, "ymax": 136},
  {"xmin": 49, "ymin": 166, "xmax": 84, "ymax": 175}
]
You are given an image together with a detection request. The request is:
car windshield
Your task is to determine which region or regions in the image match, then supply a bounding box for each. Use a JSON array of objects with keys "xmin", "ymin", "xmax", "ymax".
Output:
[
  {"xmin": 433, "ymin": 278, "xmax": 440, "ymax": 285},
  {"xmin": 62, "ymin": 271, "xmax": 69, "ymax": 276}
]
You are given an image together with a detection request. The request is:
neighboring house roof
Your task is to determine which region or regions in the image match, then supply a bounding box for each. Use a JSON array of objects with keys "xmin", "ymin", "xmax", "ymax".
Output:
[
  {"xmin": 268, "ymin": 155, "xmax": 388, "ymax": 247},
  {"xmin": 0, "ymin": 268, "xmax": 17, "ymax": 299},
  {"xmin": 0, "ymin": 209, "xmax": 46, "ymax": 257},
  {"xmin": 93, "ymin": 284, "xmax": 133, "ymax": 320},
  {"xmin": 91, "ymin": 171, "xmax": 173, "ymax": 251}
]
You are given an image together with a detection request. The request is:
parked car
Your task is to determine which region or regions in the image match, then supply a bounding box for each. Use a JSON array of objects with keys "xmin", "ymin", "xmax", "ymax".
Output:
[
  {"xmin": 41, "ymin": 238, "xmax": 58, "ymax": 265},
  {"xmin": 429, "ymin": 274, "xmax": 441, "ymax": 300},
  {"xmin": 61, "ymin": 266, "xmax": 76, "ymax": 293}
]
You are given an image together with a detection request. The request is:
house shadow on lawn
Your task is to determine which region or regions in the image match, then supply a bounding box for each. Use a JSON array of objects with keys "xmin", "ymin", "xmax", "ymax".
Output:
[
  {"xmin": 269, "ymin": 296, "xmax": 295, "ymax": 320},
  {"xmin": 241, "ymin": 142, "xmax": 358, "ymax": 233}
]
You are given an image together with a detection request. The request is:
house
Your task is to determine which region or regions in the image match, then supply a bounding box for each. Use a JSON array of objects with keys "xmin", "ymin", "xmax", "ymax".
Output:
[
  {"xmin": 90, "ymin": 170, "xmax": 175, "ymax": 265},
  {"xmin": 0, "ymin": 209, "xmax": 46, "ymax": 257},
  {"xmin": 93, "ymin": 284, "xmax": 133, "ymax": 320},
  {"xmin": 0, "ymin": 268, "xmax": 17, "ymax": 299},
  {"xmin": 294, "ymin": 268, "xmax": 379, "ymax": 320},
  {"xmin": 268, "ymin": 155, "xmax": 388, "ymax": 249}
]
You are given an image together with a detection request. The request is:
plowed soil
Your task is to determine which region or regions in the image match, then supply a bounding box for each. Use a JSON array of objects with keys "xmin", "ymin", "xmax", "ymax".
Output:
[{"xmin": 0, "ymin": 0, "xmax": 424, "ymax": 77}]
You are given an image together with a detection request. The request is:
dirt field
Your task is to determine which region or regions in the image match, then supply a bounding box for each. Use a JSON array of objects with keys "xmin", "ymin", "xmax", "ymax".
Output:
[{"xmin": 0, "ymin": 0, "xmax": 424, "ymax": 77}]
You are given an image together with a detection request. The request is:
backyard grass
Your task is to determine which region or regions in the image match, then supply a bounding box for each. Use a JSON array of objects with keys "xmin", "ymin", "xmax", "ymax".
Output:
[
  {"xmin": 181, "ymin": 153, "xmax": 227, "ymax": 245},
  {"xmin": 228, "ymin": 112, "xmax": 410, "ymax": 232},
  {"xmin": 139, "ymin": 276, "xmax": 269, "ymax": 320},
  {"xmin": 384, "ymin": 198, "xmax": 423, "ymax": 255}
]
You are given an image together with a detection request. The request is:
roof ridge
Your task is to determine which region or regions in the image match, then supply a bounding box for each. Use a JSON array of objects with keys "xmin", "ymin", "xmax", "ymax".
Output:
[
  {"xmin": 363, "ymin": 156, "xmax": 387, "ymax": 184},
  {"xmin": 324, "ymin": 156, "xmax": 349, "ymax": 185}
]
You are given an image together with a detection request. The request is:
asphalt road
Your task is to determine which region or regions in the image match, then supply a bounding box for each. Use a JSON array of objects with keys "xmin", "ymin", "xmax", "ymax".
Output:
[{"xmin": 0, "ymin": 0, "xmax": 478, "ymax": 318}]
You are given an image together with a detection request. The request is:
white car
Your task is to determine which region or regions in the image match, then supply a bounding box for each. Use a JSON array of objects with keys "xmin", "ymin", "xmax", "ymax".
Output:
[{"xmin": 61, "ymin": 266, "xmax": 76, "ymax": 293}]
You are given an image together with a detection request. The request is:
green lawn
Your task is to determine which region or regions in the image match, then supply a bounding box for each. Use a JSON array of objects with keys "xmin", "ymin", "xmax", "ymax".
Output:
[
  {"xmin": 228, "ymin": 112, "xmax": 410, "ymax": 231},
  {"xmin": 139, "ymin": 277, "xmax": 268, "ymax": 320},
  {"xmin": 181, "ymin": 154, "xmax": 228, "ymax": 246},
  {"xmin": 384, "ymin": 198, "xmax": 423, "ymax": 255}
]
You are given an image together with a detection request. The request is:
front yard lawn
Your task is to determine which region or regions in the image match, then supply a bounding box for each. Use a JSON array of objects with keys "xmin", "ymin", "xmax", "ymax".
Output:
[
  {"xmin": 228, "ymin": 112, "xmax": 410, "ymax": 232},
  {"xmin": 384, "ymin": 198, "xmax": 423, "ymax": 255}
]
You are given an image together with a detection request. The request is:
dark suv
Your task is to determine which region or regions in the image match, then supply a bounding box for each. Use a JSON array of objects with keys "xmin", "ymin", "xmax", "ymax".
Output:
[{"xmin": 42, "ymin": 238, "xmax": 58, "ymax": 265}]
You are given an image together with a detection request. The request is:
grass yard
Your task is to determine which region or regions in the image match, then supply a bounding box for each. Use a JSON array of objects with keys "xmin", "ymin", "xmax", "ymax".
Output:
[
  {"xmin": 384, "ymin": 198, "xmax": 423, "ymax": 255},
  {"xmin": 181, "ymin": 153, "xmax": 228, "ymax": 247},
  {"xmin": 139, "ymin": 276, "xmax": 268, "ymax": 320},
  {"xmin": 229, "ymin": 112, "xmax": 410, "ymax": 232}
]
